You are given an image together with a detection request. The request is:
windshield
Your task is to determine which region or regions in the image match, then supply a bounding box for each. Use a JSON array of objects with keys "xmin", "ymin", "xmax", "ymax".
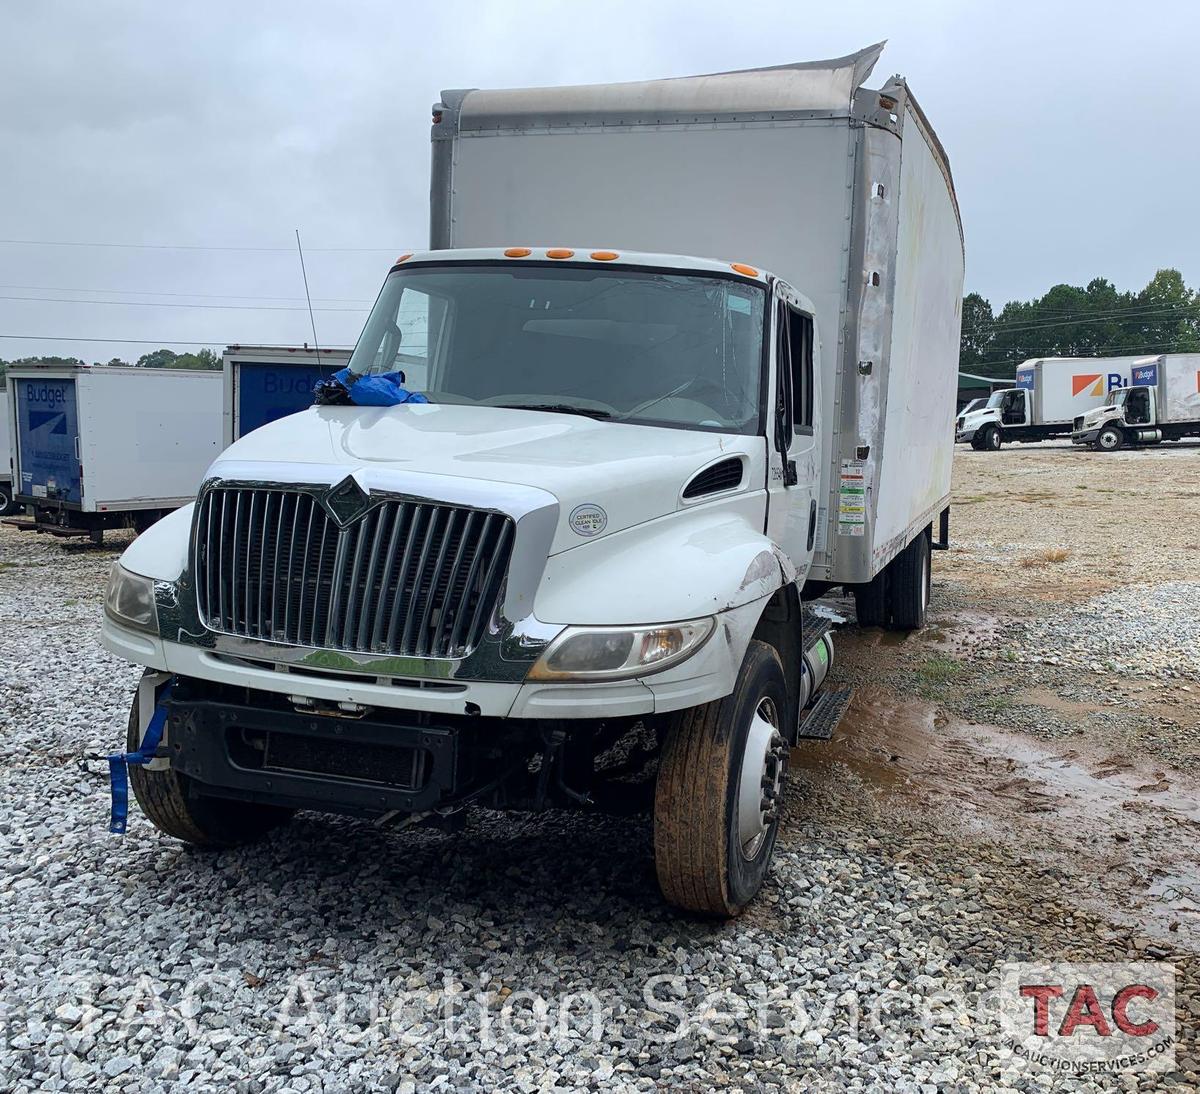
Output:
[
  {"xmin": 1111, "ymin": 389, "xmax": 1129, "ymax": 408},
  {"xmin": 346, "ymin": 264, "xmax": 766, "ymax": 434},
  {"xmin": 985, "ymin": 390, "xmax": 1011, "ymax": 409}
]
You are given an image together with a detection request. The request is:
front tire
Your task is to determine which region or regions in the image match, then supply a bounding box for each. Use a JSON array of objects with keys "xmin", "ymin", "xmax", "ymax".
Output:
[
  {"xmin": 1096, "ymin": 425, "xmax": 1124, "ymax": 451},
  {"xmin": 126, "ymin": 691, "xmax": 292, "ymax": 847},
  {"xmin": 981, "ymin": 425, "xmax": 1002, "ymax": 451},
  {"xmin": 654, "ymin": 640, "xmax": 789, "ymax": 917}
]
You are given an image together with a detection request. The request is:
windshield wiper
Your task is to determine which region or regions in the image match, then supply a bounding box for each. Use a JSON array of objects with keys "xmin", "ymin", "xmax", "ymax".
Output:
[{"xmin": 498, "ymin": 403, "xmax": 613, "ymax": 420}]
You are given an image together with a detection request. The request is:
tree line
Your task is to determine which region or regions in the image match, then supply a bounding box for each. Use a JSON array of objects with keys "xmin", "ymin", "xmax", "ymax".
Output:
[
  {"xmin": 960, "ymin": 268, "xmax": 1200, "ymax": 380},
  {"xmin": 0, "ymin": 348, "xmax": 220, "ymax": 388}
]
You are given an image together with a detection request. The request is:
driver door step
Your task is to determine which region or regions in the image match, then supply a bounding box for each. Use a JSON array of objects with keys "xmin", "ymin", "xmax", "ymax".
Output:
[{"xmin": 795, "ymin": 686, "xmax": 852, "ymax": 742}]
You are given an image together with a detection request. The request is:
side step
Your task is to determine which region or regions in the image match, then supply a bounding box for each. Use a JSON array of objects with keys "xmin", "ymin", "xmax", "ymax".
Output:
[{"xmin": 795, "ymin": 686, "xmax": 853, "ymax": 742}]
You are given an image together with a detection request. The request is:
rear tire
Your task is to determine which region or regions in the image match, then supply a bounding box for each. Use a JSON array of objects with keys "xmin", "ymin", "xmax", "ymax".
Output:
[
  {"xmin": 1097, "ymin": 425, "xmax": 1124, "ymax": 452},
  {"xmin": 0, "ymin": 483, "xmax": 15, "ymax": 516},
  {"xmin": 854, "ymin": 571, "xmax": 889, "ymax": 628},
  {"xmin": 654, "ymin": 640, "xmax": 789, "ymax": 917},
  {"xmin": 981, "ymin": 425, "xmax": 1002, "ymax": 451},
  {"xmin": 126, "ymin": 690, "xmax": 292, "ymax": 847},
  {"xmin": 888, "ymin": 530, "xmax": 932, "ymax": 631}
]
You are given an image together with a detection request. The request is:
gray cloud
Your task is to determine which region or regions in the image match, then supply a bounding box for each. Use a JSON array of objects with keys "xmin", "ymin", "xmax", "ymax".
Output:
[{"xmin": 1, "ymin": 0, "xmax": 1197, "ymax": 362}]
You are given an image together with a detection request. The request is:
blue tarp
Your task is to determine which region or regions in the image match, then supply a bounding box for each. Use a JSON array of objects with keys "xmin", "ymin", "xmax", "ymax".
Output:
[{"xmin": 325, "ymin": 367, "xmax": 429, "ymax": 407}]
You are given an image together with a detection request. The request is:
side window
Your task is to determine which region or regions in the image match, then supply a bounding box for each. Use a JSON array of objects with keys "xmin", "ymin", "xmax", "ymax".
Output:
[
  {"xmin": 375, "ymin": 288, "xmax": 447, "ymax": 391},
  {"xmin": 786, "ymin": 306, "xmax": 814, "ymax": 433},
  {"xmin": 774, "ymin": 302, "xmax": 794, "ymax": 453}
]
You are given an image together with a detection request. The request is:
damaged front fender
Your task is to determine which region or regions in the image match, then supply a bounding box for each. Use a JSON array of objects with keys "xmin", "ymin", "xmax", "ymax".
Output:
[{"xmin": 534, "ymin": 509, "xmax": 795, "ymax": 626}]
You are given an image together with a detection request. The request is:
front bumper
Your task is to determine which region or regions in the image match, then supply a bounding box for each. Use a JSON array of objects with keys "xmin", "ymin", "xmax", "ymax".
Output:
[
  {"xmin": 102, "ymin": 600, "xmax": 756, "ymax": 720},
  {"xmin": 1071, "ymin": 428, "xmax": 1100, "ymax": 445}
]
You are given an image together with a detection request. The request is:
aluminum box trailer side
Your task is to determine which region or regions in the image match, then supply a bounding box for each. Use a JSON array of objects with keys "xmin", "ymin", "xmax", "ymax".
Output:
[
  {"xmin": 223, "ymin": 345, "xmax": 352, "ymax": 445},
  {"xmin": 431, "ymin": 42, "xmax": 964, "ymax": 589},
  {"xmin": 6, "ymin": 364, "xmax": 221, "ymax": 541}
]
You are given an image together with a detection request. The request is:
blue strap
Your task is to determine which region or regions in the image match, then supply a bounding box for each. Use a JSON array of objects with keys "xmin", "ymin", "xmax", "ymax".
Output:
[{"xmin": 108, "ymin": 685, "xmax": 172, "ymax": 834}]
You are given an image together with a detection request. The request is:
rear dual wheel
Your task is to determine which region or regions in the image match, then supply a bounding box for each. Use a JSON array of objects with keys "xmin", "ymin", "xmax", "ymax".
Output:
[
  {"xmin": 853, "ymin": 530, "xmax": 931, "ymax": 631},
  {"xmin": 654, "ymin": 640, "xmax": 789, "ymax": 917}
]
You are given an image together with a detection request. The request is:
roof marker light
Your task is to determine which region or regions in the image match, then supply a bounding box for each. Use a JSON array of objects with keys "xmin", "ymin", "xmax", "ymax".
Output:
[
  {"xmin": 394, "ymin": 253, "xmax": 412, "ymax": 264},
  {"xmin": 590, "ymin": 250, "xmax": 619, "ymax": 261},
  {"xmin": 504, "ymin": 247, "xmax": 532, "ymax": 257},
  {"xmin": 546, "ymin": 248, "xmax": 575, "ymax": 259},
  {"xmin": 730, "ymin": 262, "xmax": 759, "ymax": 277}
]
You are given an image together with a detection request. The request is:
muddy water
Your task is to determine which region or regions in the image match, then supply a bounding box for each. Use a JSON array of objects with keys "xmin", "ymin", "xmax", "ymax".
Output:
[{"xmin": 792, "ymin": 684, "xmax": 1200, "ymax": 948}]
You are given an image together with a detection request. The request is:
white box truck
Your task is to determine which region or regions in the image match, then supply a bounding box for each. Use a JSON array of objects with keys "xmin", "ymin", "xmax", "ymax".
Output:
[
  {"xmin": 0, "ymin": 404, "xmax": 16, "ymax": 515},
  {"xmin": 1073, "ymin": 353, "xmax": 1200, "ymax": 450},
  {"xmin": 955, "ymin": 356, "xmax": 1138, "ymax": 450},
  {"xmin": 223, "ymin": 345, "xmax": 352, "ymax": 445},
  {"xmin": 5, "ymin": 363, "xmax": 221, "ymax": 543},
  {"xmin": 99, "ymin": 44, "xmax": 963, "ymax": 915}
]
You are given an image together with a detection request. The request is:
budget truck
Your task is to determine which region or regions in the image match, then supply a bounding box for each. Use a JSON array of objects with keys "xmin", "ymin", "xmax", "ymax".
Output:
[
  {"xmin": 955, "ymin": 356, "xmax": 1139, "ymax": 450},
  {"xmin": 1072, "ymin": 353, "xmax": 1200, "ymax": 450},
  {"xmin": 5, "ymin": 363, "xmax": 222, "ymax": 543},
  {"xmin": 223, "ymin": 345, "xmax": 352, "ymax": 445},
  {"xmin": 0, "ymin": 406, "xmax": 16, "ymax": 516},
  {"xmin": 99, "ymin": 44, "xmax": 964, "ymax": 916}
]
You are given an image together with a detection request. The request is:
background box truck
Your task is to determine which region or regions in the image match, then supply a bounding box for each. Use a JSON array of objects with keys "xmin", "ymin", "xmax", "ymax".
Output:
[
  {"xmin": 6, "ymin": 363, "xmax": 221, "ymax": 543},
  {"xmin": 955, "ymin": 356, "xmax": 1138, "ymax": 449},
  {"xmin": 0, "ymin": 408, "xmax": 16, "ymax": 515},
  {"xmin": 99, "ymin": 44, "xmax": 964, "ymax": 916},
  {"xmin": 223, "ymin": 345, "xmax": 352, "ymax": 445},
  {"xmin": 1073, "ymin": 353, "xmax": 1200, "ymax": 449}
]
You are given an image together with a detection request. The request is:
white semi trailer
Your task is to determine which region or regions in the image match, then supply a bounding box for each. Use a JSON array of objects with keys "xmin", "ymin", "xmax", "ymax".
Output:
[
  {"xmin": 1073, "ymin": 353, "xmax": 1200, "ymax": 450},
  {"xmin": 5, "ymin": 363, "xmax": 222, "ymax": 543},
  {"xmin": 99, "ymin": 45, "xmax": 964, "ymax": 915},
  {"xmin": 956, "ymin": 357, "xmax": 1138, "ymax": 450}
]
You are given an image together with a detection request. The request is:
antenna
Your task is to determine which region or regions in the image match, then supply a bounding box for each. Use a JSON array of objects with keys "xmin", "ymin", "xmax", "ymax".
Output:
[{"xmin": 294, "ymin": 229, "xmax": 322, "ymax": 359}]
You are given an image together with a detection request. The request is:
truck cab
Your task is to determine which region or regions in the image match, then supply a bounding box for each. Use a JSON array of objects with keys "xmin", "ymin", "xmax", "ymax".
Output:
[
  {"xmin": 102, "ymin": 247, "xmax": 836, "ymax": 916},
  {"xmin": 1073, "ymin": 386, "xmax": 1157, "ymax": 450},
  {"xmin": 956, "ymin": 387, "xmax": 1024, "ymax": 449}
]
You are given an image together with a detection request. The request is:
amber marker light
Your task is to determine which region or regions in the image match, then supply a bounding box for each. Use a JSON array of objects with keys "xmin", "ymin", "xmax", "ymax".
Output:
[
  {"xmin": 546, "ymin": 248, "xmax": 575, "ymax": 259},
  {"xmin": 504, "ymin": 247, "xmax": 532, "ymax": 257},
  {"xmin": 590, "ymin": 250, "xmax": 619, "ymax": 261},
  {"xmin": 730, "ymin": 262, "xmax": 759, "ymax": 277}
]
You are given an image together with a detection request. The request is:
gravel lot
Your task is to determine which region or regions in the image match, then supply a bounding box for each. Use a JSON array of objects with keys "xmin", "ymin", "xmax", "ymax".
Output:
[{"xmin": 1, "ymin": 443, "xmax": 1197, "ymax": 1091}]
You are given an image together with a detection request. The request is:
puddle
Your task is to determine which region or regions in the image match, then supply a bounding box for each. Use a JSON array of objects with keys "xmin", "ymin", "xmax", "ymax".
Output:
[{"xmin": 792, "ymin": 685, "xmax": 1200, "ymax": 948}]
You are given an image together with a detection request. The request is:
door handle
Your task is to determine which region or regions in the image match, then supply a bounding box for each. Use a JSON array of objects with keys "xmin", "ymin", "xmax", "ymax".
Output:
[{"xmin": 807, "ymin": 499, "xmax": 817, "ymax": 551}]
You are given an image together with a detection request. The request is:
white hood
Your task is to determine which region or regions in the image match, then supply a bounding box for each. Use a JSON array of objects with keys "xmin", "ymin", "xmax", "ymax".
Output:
[{"xmin": 209, "ymin": 404, "xmax": 764, "ymax": 554}]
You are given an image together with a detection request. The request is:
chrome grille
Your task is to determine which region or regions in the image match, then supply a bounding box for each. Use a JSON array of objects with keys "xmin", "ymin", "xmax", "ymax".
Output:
[{"xmin": 194, "ymin": 486, "xmax": 515, "ymax": 659}]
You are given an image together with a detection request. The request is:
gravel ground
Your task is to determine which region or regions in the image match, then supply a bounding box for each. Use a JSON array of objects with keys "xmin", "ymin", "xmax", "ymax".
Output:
[{"xmin": 2, "ymin": 443, "xmax": 1198, "ymax": 1091}]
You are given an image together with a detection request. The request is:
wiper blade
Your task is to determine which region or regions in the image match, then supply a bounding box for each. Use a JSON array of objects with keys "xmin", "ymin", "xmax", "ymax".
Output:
[{"xmin": 498, "ymin": 403, "xmax": 613, "ymax": 420}]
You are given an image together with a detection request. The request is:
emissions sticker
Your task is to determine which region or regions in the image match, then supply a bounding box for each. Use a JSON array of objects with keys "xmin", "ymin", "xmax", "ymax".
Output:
[
  {"xmin": 569, "ymin": 503, "xmax": 608, "ymax": 537},
  {"xmin": 838, "ymin": 460, "xmax": 868, "ymax": 537}
]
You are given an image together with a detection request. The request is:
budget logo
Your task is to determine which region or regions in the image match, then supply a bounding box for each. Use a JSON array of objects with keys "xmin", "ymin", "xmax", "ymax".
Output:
[
  {"xmin": 997, "ymin": 962, "xmax": 1175, "ymax": 1074},
  {"xmin": 1132, "ymin": 365, "xmax": 1158, "ymax": 386}
]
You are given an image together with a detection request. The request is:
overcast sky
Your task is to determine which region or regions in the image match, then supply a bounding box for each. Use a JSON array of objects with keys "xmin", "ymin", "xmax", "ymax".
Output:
[{"xmin": 1, "ymin": 0, "xmax": 1196, "ymax": 363}]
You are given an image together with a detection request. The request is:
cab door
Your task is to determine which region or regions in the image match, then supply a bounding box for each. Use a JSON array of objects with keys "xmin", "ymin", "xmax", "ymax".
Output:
[{"xmin": 765, "ymin": 292, "xmax": 822, "ymax": 579}]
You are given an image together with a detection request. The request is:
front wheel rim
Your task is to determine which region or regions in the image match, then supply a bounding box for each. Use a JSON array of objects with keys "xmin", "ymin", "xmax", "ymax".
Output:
[{"xmin": 737, "ymin": 696, "xmax": 786, "ymax": 859}]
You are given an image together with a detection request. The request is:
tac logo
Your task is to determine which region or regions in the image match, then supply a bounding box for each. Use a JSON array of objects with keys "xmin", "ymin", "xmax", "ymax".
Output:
[
  {"xmin": 1072, "ymin": 373, "xmax": 1127, "ymax": 397},
  {"xmin": 998, "ymin": 962, "xmax": 1175, "ymax": 1073}
]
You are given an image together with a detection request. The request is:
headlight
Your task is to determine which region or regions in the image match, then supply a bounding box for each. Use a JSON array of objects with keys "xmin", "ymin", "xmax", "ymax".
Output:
[
  {"xmin": 103, "ymin": 564, "xmax": 159, "ymax": 635},
  {"xmin": 527, "ymin": 618, "xmax": 714, "ymax": 681}
]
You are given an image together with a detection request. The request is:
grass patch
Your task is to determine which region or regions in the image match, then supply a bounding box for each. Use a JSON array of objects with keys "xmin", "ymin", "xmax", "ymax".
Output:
[
  {"xmin": 1019, "ymin": 546, "xmax": 1072, "ymax": 568},
  {"xmin": 917, "ymin": 654, "xmax": 964, "ymax": 686}
]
